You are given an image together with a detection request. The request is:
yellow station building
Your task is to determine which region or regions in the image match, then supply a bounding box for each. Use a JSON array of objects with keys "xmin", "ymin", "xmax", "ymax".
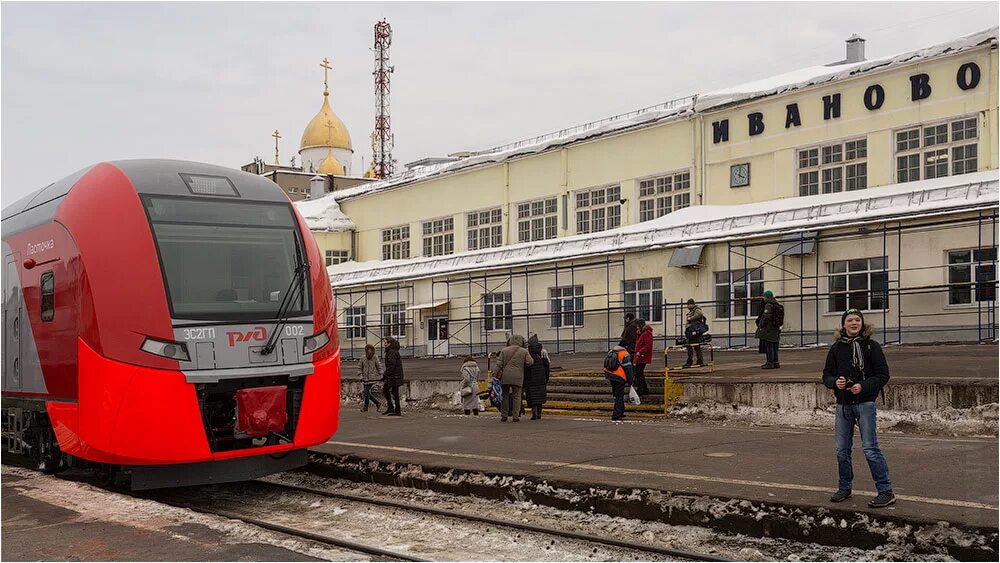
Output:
[{"xmin": 288, "ymin": 28, "xmax": 999, "ymax": 358}]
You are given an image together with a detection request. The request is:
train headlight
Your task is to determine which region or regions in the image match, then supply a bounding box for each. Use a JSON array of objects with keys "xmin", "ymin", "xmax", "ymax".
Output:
[
  {"xmin": 141, "ymin": 337, "xmax": 191, "ymax": 362},
  {"xmin": 302, "ymin": 330, "xmax": 330, "ymax": 355}
]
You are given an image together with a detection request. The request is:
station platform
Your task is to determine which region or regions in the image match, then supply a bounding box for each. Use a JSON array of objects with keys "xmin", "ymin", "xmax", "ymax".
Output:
[{"xmin": 316, "ymin": 408, "xmax": 999, "ymax": 530}]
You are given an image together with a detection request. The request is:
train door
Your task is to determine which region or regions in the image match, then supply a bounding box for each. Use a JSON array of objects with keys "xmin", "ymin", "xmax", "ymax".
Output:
[
  {"xmin": 3, "ymin": 253, "xmax": 21, "ymax": 392},
  {"xmin": 426, "ymin": 316, "xmax": 449, "ymax": 357}
]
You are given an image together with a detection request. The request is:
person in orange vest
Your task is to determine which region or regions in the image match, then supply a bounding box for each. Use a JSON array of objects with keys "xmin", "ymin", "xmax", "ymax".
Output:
[{"xmin": 603, "ymin": 343, "xmax": 636, "ymax": 421}]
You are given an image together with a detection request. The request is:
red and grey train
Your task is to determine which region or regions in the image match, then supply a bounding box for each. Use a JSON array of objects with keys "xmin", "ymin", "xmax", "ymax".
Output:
[{"xmin": 1, "ymin": 160, "xmax": 340, "ymax": 488}]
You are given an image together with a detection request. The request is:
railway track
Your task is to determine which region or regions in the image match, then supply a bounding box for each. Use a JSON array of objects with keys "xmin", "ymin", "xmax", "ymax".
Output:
[{"xmin": 148, "ymin": 478, "xmax": 729, "ymax": 562}]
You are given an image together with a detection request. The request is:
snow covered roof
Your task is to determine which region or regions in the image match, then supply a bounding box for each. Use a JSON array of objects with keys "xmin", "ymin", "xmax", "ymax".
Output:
[
  {"xmin": 694, "ymin": 26, "xmax": 998, "ymax": 112},
  {"xmin": 327, "ymin": 170, "xmax": 999, "ymax": 288},
  {"xmin": 319, "ymin": 27, "xmax": 996, "ymax": 208},
  {"xmin": 293, "ymin": 193, "xmax": 355, "ymax": 232}
]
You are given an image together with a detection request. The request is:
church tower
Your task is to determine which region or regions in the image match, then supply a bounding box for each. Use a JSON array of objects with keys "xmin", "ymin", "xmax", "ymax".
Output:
[{"xmin": 299, "ymin": 57, "xmax": 353, "ymax": 176}]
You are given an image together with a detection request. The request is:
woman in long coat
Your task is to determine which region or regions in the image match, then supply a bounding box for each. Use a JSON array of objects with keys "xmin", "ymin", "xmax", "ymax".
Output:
[
  {"xmin": 459, "ymin": 357, "xmax": 482, "ymax": 415},
  {"xmin": 523, "ymin": 335, "xmax": 550, "ymax": 420},
  {"xmin": 382, "ymin": 337, "xmax": 404, "ymax": 416}
]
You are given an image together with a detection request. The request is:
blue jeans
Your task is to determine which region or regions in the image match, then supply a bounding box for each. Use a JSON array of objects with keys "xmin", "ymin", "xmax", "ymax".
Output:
[
  {"xmin": 362, "ymin": 383, "xmax": 382, "ymax": 410},
  {"xmin": 835, "ymin": 402, "xmax": 892, "ymax": 494}
]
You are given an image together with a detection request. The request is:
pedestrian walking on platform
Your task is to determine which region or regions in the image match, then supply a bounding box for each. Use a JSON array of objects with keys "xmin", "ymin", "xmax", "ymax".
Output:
[
  {"xmin": 683, "ymin": 299, "xmax": 707, "ymax": 368},
  {"xmin": 382, "ymin": 337, "xmax": 404, "ymax": 416},
  {"xmin": 619, "ymin": 312, "xmax": 639, "ymax": 356},
  {"xmin": 822, "ymin": 309, "xmax": 894, "ymax": 508},
  {"xmin": 633, "ymin": 320, "xmax": 653, "ymax": 397},
  {"xmin": 603, "ymin": 344, "xmax": 635, "ymax": 421},
  {"xmin": 756, "ymin": 290, "xmax": 784, "ymax": 369},
  {"xmin": 459, "ymin": 356, "xmax": 482, "ymax": 415},
  {"xmin": 358, "ymin": 344, "xmax": 383, "ymax": 412},
  {"xmin": 494, "ymin": 334, "xmax": 533, "ymax": 422},
  {"xmin": 523, "ymin": 334, "xmax": 550, "ymax": 420}
]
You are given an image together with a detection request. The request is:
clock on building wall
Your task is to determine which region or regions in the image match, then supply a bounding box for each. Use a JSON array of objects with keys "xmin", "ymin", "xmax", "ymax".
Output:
[{"xmin": 730, "ymin": 163, "xmax": 750, "ymax": 188}]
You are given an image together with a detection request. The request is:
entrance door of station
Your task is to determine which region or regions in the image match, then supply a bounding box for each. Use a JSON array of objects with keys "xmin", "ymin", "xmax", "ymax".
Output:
[{"xmin": 426, "ymin": 316, "xmax": 449, "ymax": 357}]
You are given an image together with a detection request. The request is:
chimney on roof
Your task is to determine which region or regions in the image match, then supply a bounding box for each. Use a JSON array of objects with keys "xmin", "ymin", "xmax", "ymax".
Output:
[{"xmin": 846, "ymin": 34, "xmax": 865, "ymax": 63}]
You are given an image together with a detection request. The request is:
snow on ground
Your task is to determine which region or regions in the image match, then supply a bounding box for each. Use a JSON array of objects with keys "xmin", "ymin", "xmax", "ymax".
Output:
[
  {"xmin": 1, "ymin": 465, "xmax": 368, "ymax": 561},
  {"xmin": 267, "ymin": 470, "xmax": 960, "ymax": 562}
]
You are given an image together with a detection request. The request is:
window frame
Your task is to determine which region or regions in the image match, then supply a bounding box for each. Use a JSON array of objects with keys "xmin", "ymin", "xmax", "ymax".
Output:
[
  {"xmin": 549, "ymin": 285, "xmax": 585, "ymax": 328},
  {"xmin": 826, "ymin": 257, "xmax": 889, "ymax": 313},
  {"xmin": 381, "ymin": 302, "xmax": 408, "ymax": 337},
  {"xmin": 40, "ymin": 271, "xmax": 55, "ymax": 322},
  {"xmin": 381, "ymin": 224, "xmax": 411, "ymax": 260},
  {"xmin": 325, "ymin": 249, "xmax": 350, "ymax": 266},
  {"xmin": 421, "ymin": 216, "xmax": 455, "ymax": 257},
  {"xmin": 575, "ymin": 184, "xmax": 622, "ymax": 235},
  {"xmin": 482, "ymin": 291, "xmax": 513, "ymax": 332},
  {"xmin": 945, "ymin": 247, "xmax": 998, "ymax": 307},
  {"xmin": 622, "ymin": 278, "xmax": 663, "ymax": 323},
  {"xmin": 894, "ymin": 115, "xmax": 979, "ymax": 183},
  {"xmin": 637, "ymin": 170, "xmax": 692, "ymax": 223},
  {"xmin": 344, "ymin": 306, "xmax": 367, "ymax": 339},
  {"xmin": 516, "ymin": 197, "xmax": 558, "ymax": 243},
  {"xmin": 796, "ymin": 136, "xmax": 867, "ymax": 197},
  {"xmin": 466, "ymin": 206, "xmax": 504, "ymax": 251},
  {"xmin": 713, "ymin": 269, "xmax": 764, "ymax": 319}
]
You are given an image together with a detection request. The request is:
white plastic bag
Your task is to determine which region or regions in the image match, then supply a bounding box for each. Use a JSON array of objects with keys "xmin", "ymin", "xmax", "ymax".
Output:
[
  {"xmin": 628, "ymin": 385, "xmax": 641, "ymax": 405},
  {"xmin": 452, "ymin": 390, "xmax": 463, "ymax": 405}
]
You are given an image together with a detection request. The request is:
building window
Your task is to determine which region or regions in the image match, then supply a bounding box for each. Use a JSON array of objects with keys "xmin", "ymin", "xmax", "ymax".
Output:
[
  {"xmin": 381, "ymin": 302, "xmax": 407, "ymax": 337},
  {"xmin": 797, "ymin": 138, "xmax": 867, "ymax": 196},
  {"xmin": 344, "ymin": 307, "xmax": 366, "ymax": 339},
  {"xmin": 827, "ymin": 257, "xmax": 888, "ymax": 312},
  {"xmin": 550, "ymin": 286, "xmax": 584, "ymax": 328},
  {"xmin": 325, "ymin": 250, "xmax": 349, "ymax": 266},
  {"xmin": 576, "ymin": 185, "xmax": 621, "ymax": 234},
  {"xmin": 623, "ymin": 278, "xmax": 662, "ymax": 322},
  {"xmin": 422, "ymin": 217, "xmax": 454, "ymax": 257},
  {"xmin": 381, "ymin": 225, "xmax": 410, "ymax": 260},
  {"xmin": 714, "ymin": 269, "xmax": 764, "ymax": 319},
  {"xmin": 638, "ymin": 171, "xmax": 691, "ymax": 222},
  {"xmin": 947, "ymin": 248, "xmax": 997, "ymax": 305},
  {"xmin": 483, "ymin": 292, "xmax": 512, "ymax": 332},
  {"xmin": 895, "ymin": 117, "xmax": 978, "ymax": 183},
  {"xmin": 467, "ymin": 208, "xmax": 503, "ymax": 251},
  {"xmin": 517, "ymin": 197, "xmax": 558, "ymax": 243}
]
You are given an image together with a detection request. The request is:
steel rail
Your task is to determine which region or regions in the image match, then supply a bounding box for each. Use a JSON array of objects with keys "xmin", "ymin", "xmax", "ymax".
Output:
[{"xmin": 264, "ymin": 479, "xmax": 731, "ymax": 562}]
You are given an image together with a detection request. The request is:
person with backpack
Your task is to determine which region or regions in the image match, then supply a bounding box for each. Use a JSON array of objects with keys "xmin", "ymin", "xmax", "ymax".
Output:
[
  {"xmin": 683, "ymin": 299, "xmax": 708, "ymax": 368},
  {"xmin": 603, "ymin": 344, "xmax": 635, "ymax": 421},
  {"xmin": 382, "ymin": 337, "xmax": 404, "ymax": 416},
  {"xmin": 633, "ymin": 320, "xmax": 653, "ymax": 397},
  {"xmin": 822, "ymin": 309, "xmax": 894, "ymax": 508},
  {"xmin": 459, "ymin": 356, "xmax": 482, "ymax": 416},
  {"xmin": 755, "ymin": 290, "xmax": 784, "ymax": 369},
  {"xmin": 357, "ymin": 344, "xmax": 384, "ymax": 412},
  {"xmin": 494, "ymin": 334, "xmax": 533, "ymax": 422},
  {"xmin": 523, "ymin": 334, "xmax": 550, "ymax": 420}
]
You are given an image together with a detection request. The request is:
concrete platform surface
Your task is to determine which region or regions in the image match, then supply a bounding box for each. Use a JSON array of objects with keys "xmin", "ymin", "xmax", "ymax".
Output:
[
  {"xmin": 341, "ymin": 344, "xmax": 999, "ymax": 384},
  {"xmin": 1, "ymin": 470, "xmax": 322, "ymax": 562},
  {"xmin": 317, "ymin": 409, "xmax": 999, "ymax": 529}
]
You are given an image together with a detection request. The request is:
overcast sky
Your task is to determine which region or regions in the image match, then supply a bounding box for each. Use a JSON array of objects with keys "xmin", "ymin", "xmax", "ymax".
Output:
[{"xmin": 2, "ymin": 1, "xmax": 997, "ymax": 204}]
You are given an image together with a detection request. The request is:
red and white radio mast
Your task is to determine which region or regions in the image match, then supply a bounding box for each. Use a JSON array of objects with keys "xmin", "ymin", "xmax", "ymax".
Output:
[{"xmin": 371, "ymin": 19, "xmax": 395, "ymax": 179}]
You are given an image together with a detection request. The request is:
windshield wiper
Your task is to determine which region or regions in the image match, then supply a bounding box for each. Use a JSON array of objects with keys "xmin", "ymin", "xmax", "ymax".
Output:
[{"xmin": 260, "ymin": 260, "xmax": 309, "ymax": 356}]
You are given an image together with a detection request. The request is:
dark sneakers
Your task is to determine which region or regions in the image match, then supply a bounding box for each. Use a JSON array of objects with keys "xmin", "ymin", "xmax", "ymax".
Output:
[
  {"xmin": 869, "ymin": 492, "xmax": 896, "ymax": 508},
  {"xmin": 830, "ymin": 489, "xmax": 852, "ymax": 502}
]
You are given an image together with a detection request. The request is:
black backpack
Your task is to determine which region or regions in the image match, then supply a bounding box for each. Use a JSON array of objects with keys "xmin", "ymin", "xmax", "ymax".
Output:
[
  {"xmin": 772, "ymin": 303, "xmax": 785, "ymax": 327},
  {"xmin": 604, "ymin": 349, "xmax": 622, "ymax": 372}
]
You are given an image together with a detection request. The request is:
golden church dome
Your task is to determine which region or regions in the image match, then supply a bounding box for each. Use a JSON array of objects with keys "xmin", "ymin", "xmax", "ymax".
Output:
[
  {"xmin": 301, "ymin": 95, "xmax": 352, "ymax": 151},
  {"xmin": 318, "ymin": 149, "xmax": 345, "ymax": 175}
]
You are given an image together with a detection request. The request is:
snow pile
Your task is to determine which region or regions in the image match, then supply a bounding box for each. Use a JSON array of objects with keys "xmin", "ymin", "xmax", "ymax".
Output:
[
  {"xmin": 293, "ymin": 193, "xmax": 355, "ymax": 232},
  {"xmin": 667, "ymin": 402, "xmax": 999, "ymax": 437},
  {"xmin": 695, "ymin": 27, "xmax": 998, "ymax": 111},
  {"xmin": 328, "ymin": 170, "xmax": 998, "ymax": 287}
]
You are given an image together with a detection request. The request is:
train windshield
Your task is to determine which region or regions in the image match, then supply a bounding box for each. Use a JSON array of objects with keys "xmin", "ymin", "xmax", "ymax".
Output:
[{"xmin": 143, "ymin": 196, "xmax": 311, "ymax": 321}]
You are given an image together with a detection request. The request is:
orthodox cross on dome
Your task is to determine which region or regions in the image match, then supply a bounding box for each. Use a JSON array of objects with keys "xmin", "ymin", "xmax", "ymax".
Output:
[
  {"xmin": 272, "ymin": 129, "xmax": 281, "ymax": 165},
  {"xmin": 325, "ymin": 119, "xmax": 335, "ymax": 147},
  {"xmin": 320, "ymin": 57, "xmax": 332, "ymax": 96}
]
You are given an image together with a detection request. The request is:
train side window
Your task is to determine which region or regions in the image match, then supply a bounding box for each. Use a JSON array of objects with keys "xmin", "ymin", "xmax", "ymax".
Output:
[{"xmin": 40, "ymin": 271, "xmax": 54, "ymax": 322}]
